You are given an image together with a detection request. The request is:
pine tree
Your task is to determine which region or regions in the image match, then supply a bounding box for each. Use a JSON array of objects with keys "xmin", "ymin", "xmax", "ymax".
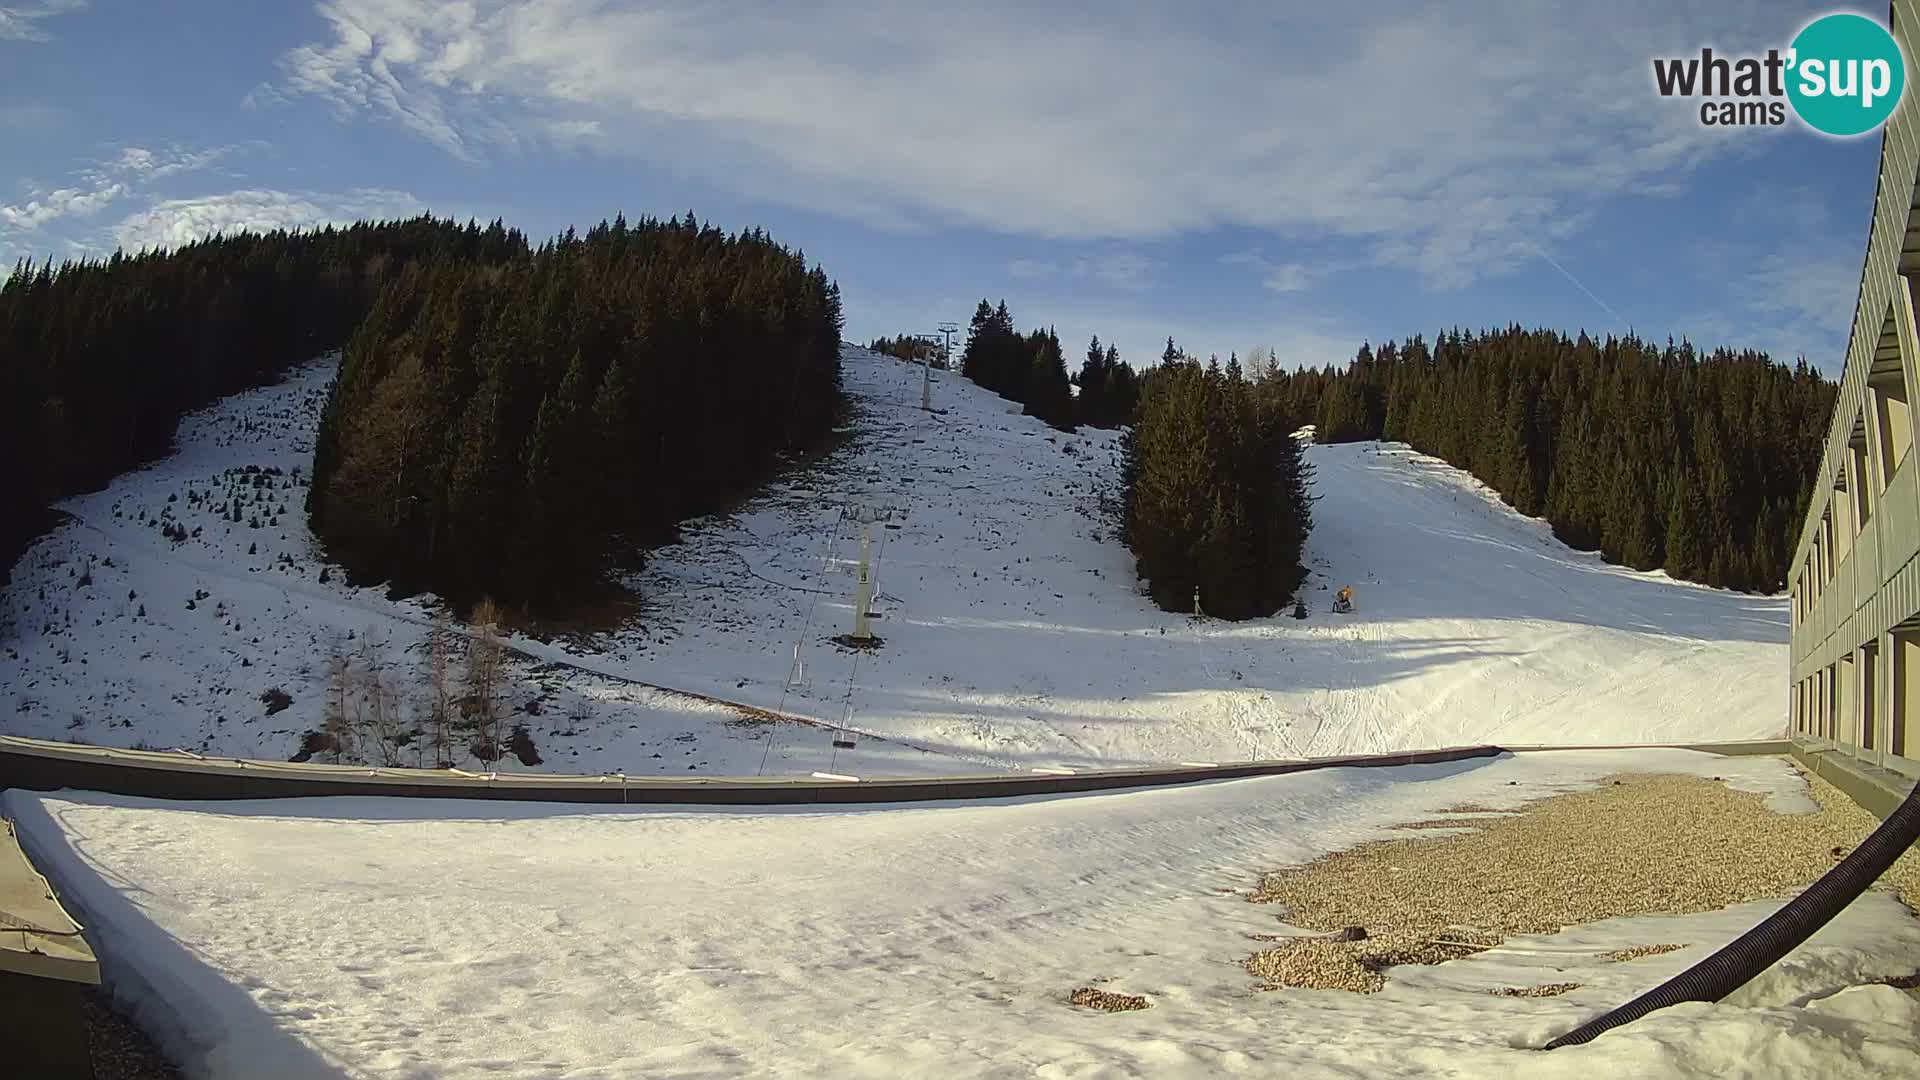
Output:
[
  {"xmin": 1125, "ymin": 360, "xmax": 1312, "ymax": 618},
  {"xmin": 1023, "ymin": 327, "xmax": 1075, "ymax": 430},
  {"xmin": 1077, "ymin": 334, "xmax": 1108, "ymax": 424}
]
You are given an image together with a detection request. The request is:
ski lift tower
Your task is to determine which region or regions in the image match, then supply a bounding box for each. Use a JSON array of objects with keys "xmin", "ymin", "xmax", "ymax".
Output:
[
  {"xmin": 839, "ymin": 497, "xmax": 908, "ymax": 647},
  {"xmin": 917, "ymin": 322, "xmax": 953, "ymax": 410}
]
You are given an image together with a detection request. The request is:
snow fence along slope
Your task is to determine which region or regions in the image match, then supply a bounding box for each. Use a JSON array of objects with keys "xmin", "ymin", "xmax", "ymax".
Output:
[
  {"xmin": 8, "ymin": 750, "xmax": 1918, "ymax": 1079},
  {"xmin": 0, "ymin": 346, "xmax": 1787, "ymax": 775}
]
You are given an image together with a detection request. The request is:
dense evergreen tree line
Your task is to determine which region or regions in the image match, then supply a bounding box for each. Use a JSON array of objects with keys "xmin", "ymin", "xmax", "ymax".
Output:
[
  {"xmin": 0, "ymin": 216, "xmax": 527, "ymax": 585},
  {"xmin": 960, "ymin": 300, "xmax": 1138, "ymax": 430},
  {"xmin": 1075, "ymin": 334, "xmax": 1141, "ymax": 429},
  {"xmin": 866, "ymin": 334, "xmax": 946, "ymax": 366},
  {"xmin": 1122, "ymin": 348, "xmax": 1314, "ymax": 618},
  {"xmin": 1254, "ymin": 328, "xmax": 1835, "ymax": 592},
  {"xmin": 309, "ymin": 214, "xmax": 845, "ymax": 609}
]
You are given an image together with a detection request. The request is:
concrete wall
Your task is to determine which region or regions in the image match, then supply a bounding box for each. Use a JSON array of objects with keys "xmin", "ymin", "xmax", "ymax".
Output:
[{"xmin": 0, "ymin": 735, "xmax": 1794, "ymax": 808}]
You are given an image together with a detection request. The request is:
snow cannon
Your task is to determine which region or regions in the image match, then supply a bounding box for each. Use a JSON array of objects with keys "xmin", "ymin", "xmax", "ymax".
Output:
[{"xmin": 1331, "ymin": 586, "xmax": 1354, "ymax": 614}]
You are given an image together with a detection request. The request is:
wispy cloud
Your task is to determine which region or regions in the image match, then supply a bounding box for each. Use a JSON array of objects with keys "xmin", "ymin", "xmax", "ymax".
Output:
[
  {"xmin": 110, "ymin": 188, "xmax": 423, "ymax": 252},
  {"xmin": 1676, "ymin": 192, "xmax": 1863, "ymax": 370},
  {"xmin": 1079, "ymin": 253, "xmax": 1155, "ymax": 290},
  {"xmin": 1224, "ymin": 250, "xmax": 1328, "ymax": 294},
  {"xmin": 1, "ymin": 144, "xmax": 276, "ymax": 260},
  {"xmin": 0, "ymin": 183, "xmax": 124, "ymax": 229},
  {"xmin": 270, "ymin": 0, "xmax": 1768, "ymax": 286},
  {"xmin": 1007, "ymin": 252, "xmax": 1157, "ymax": 289},
  {"xmin": 0, "ymin": 0, "xmax": 83, "ymax": 42},
  {"xmin": 110, "ymin": 145, "xmax": 238, "ymax": 179}
]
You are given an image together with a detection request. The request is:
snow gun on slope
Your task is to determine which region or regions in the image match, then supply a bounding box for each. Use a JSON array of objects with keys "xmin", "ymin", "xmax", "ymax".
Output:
[
  {"xmin": 1543, "ymin": 777, "xmax": 1920, "ymax": 1049},
  {"xmin": 1331, "ymin": 586, "xmax": 1354, "ymax": 614}
]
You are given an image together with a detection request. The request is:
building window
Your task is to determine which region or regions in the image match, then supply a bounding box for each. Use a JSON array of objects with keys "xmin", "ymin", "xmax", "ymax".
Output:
[
  {"xmin": 1848, "ymin": 423, "xmax": 1874, "ymax": 528},
  {"xmin": 1895, "ymin": 628, "xmax": 1917, "ymax": 758},
  {"xmin": 1872, "ymin": 301, "xmax": 1913, "ymax": 487},
  {"xmin": 1832, "ymin": 487, "xmax": 1854, "ymax": 564},
  {"xmin": 1828, "ymin": 664, "xmax": 1840, "ymax": 739},
  {"xmin": 1821, "ymin": 510, "xmax": 1836, "ymax": 581},
  {"xmin": 1863, "ymin": 643, "xmax": 1880, "ymax": 751}
]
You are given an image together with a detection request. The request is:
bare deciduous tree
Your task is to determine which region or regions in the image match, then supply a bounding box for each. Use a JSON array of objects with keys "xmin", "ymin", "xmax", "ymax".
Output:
[
  {"xmin": 357, "ymin": 633, "xmax": 403, "ymax": 767},
  {"xmin": 465, "ymin": 597, "xmax": 505, "ymax": 763},
  {"xmin": 1245, "ymin": 345, "xmax": 1280, "ymax": 383},
  {"xmin": 424, "ymin": 614, "xmax": 454, "ymax": 768},
  {"xmin": 323, "ymin": 635, "xmax": 354, "ymax": 764}
]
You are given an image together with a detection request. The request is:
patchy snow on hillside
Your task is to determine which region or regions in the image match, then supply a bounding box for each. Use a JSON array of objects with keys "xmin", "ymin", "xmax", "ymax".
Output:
[
  {"xmin": 9, "ymin": 751, "xmax": 1916, "ymax": 1079},
  {"xmin": 0, "ymin": 357, "xmax": 950, "ymax": 779},
  {"xmin": 611, "ymin": 346, "xmax": 1789, "ymax": 768},
  {"xmin": 0, "ymin": 345, "xmax": 1788, "ymax": 776}
]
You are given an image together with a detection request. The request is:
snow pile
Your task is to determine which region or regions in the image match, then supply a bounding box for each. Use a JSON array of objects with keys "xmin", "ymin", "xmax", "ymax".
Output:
[
  {"xmin": 0, "ymin": 345, "xmax": 1788, "ymax": 776},
  {"xmin": 8, "ymin": 751, "xmax": 1915, "ymax": 1078}
]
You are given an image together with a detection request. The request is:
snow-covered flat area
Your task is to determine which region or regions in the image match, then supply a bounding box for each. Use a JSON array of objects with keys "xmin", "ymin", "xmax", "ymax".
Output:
[
  {"xmin": 9, "ymin": 749, "xmax": 1917, "ymax": 1079},
  {"xmin": 1, "ymin": 345, "xmax": 1788, "ymax": 776}
]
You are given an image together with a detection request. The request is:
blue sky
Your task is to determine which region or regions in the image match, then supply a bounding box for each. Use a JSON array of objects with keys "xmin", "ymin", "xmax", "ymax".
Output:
[{"xmin": 0, "ymin": 1, "xmax": 1884, "ymax": 373}]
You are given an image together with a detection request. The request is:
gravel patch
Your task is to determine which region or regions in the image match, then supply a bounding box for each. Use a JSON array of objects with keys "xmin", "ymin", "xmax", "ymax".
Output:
[
  {"xmin": 1068, "ymin": 986, "xmax": 1151, "ymax": 1012},
  {"xmin": 1245, "ymin": 936, "xmax": 1492, "ymax": 994},
  {"xmin": 1604, "ymin": 943, "xmax": 1688, "ymax": 963},
  {"xmin": 1489, "ymin": 982, "xmax": 1582, "ymax": 998},
  {"xmin": 1243, "ymin": 765, "xmax": 1920, "ymax": 994},
  {"xmin": 83, "ymin": 987, "xmax": 183, "ymax": 1080},
  {"xmin": 1389, "ymin": 818, "xmax": 1494, "ymax": 831}
]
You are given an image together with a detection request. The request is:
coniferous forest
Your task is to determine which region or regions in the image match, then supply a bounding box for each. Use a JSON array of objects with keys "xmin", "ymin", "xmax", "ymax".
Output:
[
  {"xmin": 960, "ymin": 299, "xmax": 1138, "ymax": 430},
  {"xmin": 1255, "ymin": 328, "xmax": 1835, "ymax": 593},
  {"xmin": 866, "ymin": 334, "xmax": 945, "ymax": 366},
  {"xmin": 308, "ymin": 214, "xmax": 845, "ymax": 609},
  {"xmin": 0, "ymin": 216, "xmax": 529, "ymax": 586},
  {"xmin": 1123, "ymin": 350, "xmax": 1315, "ymax": 619}
]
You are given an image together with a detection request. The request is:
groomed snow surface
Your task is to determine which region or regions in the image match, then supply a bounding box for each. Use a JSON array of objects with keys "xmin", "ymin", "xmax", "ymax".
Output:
[
  {"xmin": 10, "ymin": 750, "xmax": 1919, "ymax": 1079},
  {"xmin": 0, "ymin": 345, "xmax": 1787, "ymax": 777}
]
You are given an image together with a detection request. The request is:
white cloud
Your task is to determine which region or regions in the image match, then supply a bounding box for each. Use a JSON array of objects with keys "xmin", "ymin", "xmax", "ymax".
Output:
[
  {"xmin": 272, "ymin": 0, "xmax": 1771, "ymax": 285},
  {"xmin": 110, "ymin": 188, "xmax": 423, "ymax": 252},
  {"xmin": 1008, "ymin": 253, "xmax": 1156, "ymax": 289},
  {"xmin": 0, "ymin": 183, "xmax": 125, "ymax": 229},
  {"xmin": 1075, "ymin": 253, "xmax": 1154, "ymax": 290},
  {"xmin": 1261, "ymin": 263, "xmax": 1313, "ymax": 293},
  {"xmin": 1675, "ymin": 210, "xmax": 1862, "ymax": 371},
  {"xmin": 0, "ymin": 143, "xmax": 254, "ymax": 257},
  {"xmin": 92, "ymin": 144, "xmax": 238, "ymax": 183},
  {"xmin": 0, "ymin": 0, "xmax": 83, "ymax": 42},
  {"xmin": 1223, "ymin": 250, "xmax": 1331, "ymax": 294}
]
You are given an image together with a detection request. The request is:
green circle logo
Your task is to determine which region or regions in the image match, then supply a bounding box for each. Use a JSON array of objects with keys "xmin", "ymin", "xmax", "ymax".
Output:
[{"xmin": 1787, "ymin": 13, "xmax": 1906, "ymax": 136}]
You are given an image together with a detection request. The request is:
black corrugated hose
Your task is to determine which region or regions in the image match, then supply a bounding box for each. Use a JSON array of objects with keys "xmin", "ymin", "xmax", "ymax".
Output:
[{"xmin": 1542, "ymin": 776, "xmax": 1920, "ymax": 1049}]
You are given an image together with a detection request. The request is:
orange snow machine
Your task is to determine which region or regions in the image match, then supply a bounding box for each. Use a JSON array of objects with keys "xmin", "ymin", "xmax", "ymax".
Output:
[{"xmin": 1331, "ymin": 585, "xmax": 1354, "ymax": 614}]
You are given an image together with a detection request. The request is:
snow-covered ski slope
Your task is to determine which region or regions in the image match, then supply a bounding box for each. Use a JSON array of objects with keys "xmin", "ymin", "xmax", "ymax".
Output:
[
  {"xmin": 0, "ymin": 345, "xmax": 1787, "ymax": 775},
  {"xmin": 613, "ymin": 345, "xmax": 1789, "ymax": 765},
  {"xmin": 9, "ymin": 751, "xmax": 1918, "ymax": 1079}
]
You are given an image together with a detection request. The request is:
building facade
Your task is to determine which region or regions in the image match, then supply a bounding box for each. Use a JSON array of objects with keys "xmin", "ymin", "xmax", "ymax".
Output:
[{"xmin": 1787, "ymin": 0, "xmax": 1920, "ymax": 782}]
